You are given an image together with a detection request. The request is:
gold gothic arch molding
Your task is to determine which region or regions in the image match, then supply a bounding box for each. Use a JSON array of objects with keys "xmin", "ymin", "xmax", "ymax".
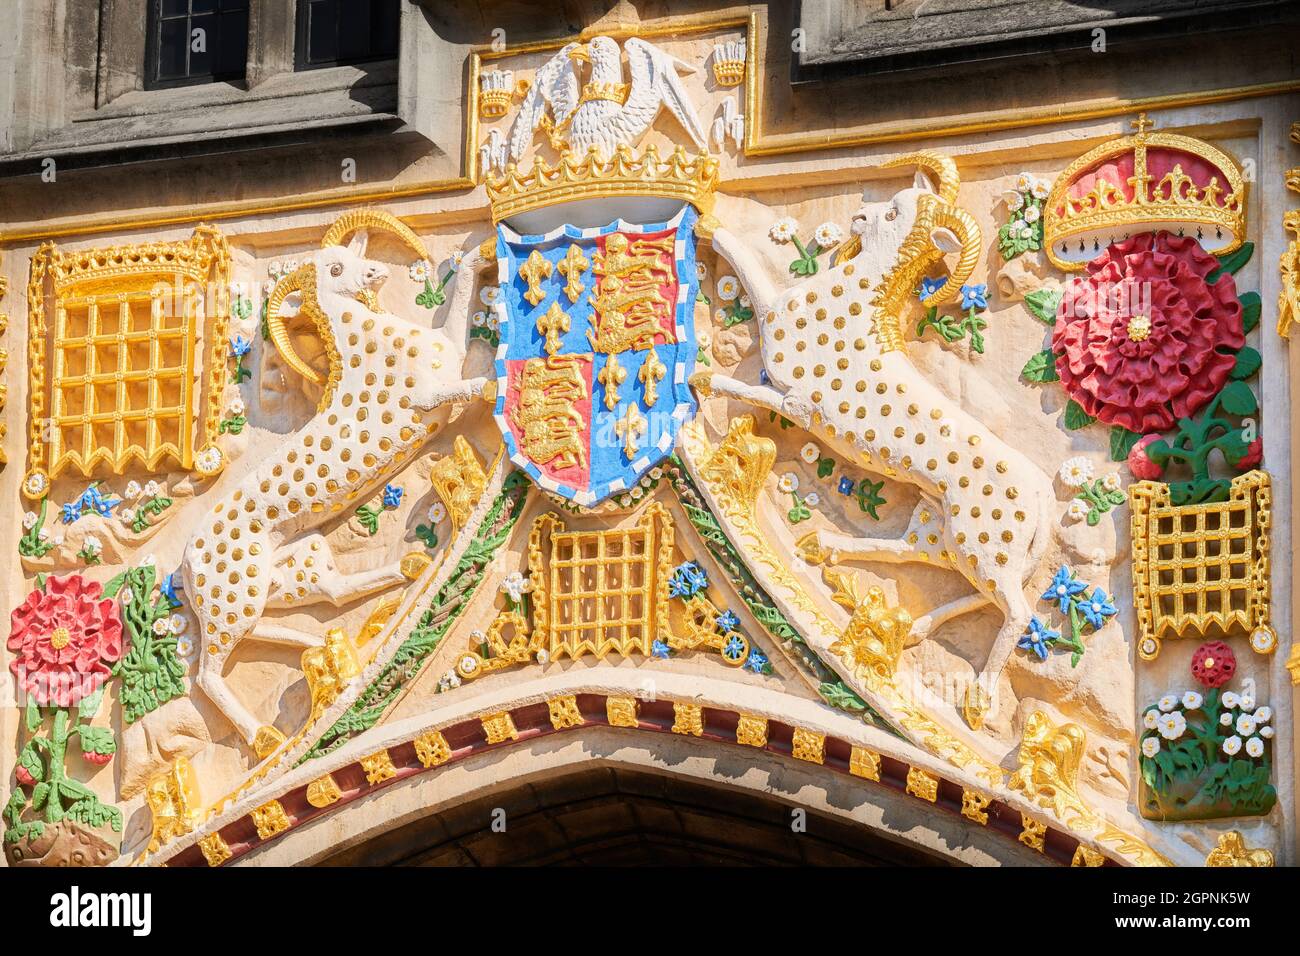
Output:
[{"xmin": 139, "ymin": 674, "xmax": 1128, "ymax": 869}]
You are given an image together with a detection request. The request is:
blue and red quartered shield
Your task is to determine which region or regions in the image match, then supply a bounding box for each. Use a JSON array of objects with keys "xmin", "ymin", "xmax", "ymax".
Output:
[{"xmin": 492, "ymin": 206, "xmax": 699, "ymax": 506}]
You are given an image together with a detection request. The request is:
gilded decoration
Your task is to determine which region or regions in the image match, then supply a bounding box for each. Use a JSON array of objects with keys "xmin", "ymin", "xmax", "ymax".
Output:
[
  {"xmin": 429, "ymin": 435, "xmax": 489, "ymax": 534},
  {"xmin": 606, "ymin": 696, "xmax": 640, "ymax": 727},
  {"xmin": 144, "ymin": 757, "xmax": 201, "ymax": 854},
  {"xmin": 198, "ymin": 832, "xmax": 232, "ymax": 867},
  {"xmin": 1071, "ymin": 845, "xmax": 1106, "ymax": 867},
  {"xmin": 306, "ymin": 775, "xmax": 343, "ymax": 808},
  {"xmin": 481, "ymin": 711, "xmax": 520, "ymax": 745},
  {"xmin": 548, "ymin": 695, "xmax": 584, "ymax": 730},
  {"xmin": 1129, "ymin": 470, "xmax": 1274, "ymax": 661},
  {"xmin": 360, "ymin": 750, "xmax": 398, "ymax": 786},
  {"xmin": 251, "ymin": 800, "xmax": 291, "ymax": 840},
  {"xmin": 414, "ymin": 731, "xmax": 452, "ymax": 769},
  {"xmin": 1281, "ymin": 126, "xmax": 1299, "ymax": 337},
  {"xmin": 735, "ymin": 713, "xmax": 768, "ymax": 748},
  {"xmin": 961, "ymin": 790, "xmax": 991, "ymax": 825},
  {"xmin": 672, "ymin": 701, "xmax": 704, "ymax": 737},
  {"xmin": 849, "ymin": 747, "xmax": 881, "ymax": 782},
  {"xmin": 23, "ymin": 226, "xmax": 232, "ymax": 496},
  {"xmin": 1204, "ymin": 830, "xmax": 1275, "ymax": 867},
  {"xmin": 791, "ymin": 728, "xmax": 826, "ymax": 764},
  {"xmin": 1007, "ymin": 712, "xmax": 1099, "ymax": 830},
  {"xmin": 1043, "ymin": 114, "xmax": 1247, "ymax": 271},
  {"xmin": 906, "ymin": 767, "xmax": 939, "ymax": 803},
  {"xmin": 1019, "ymin": 815, "xmax": 1048, "ymax": 853}
]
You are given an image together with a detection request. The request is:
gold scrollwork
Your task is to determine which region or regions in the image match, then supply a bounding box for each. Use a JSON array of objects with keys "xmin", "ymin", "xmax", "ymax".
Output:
[
  {"xmin": 306, "ymin": 774, "xmax": 343, "ymax": 808},
  {"xmin": 251, "ymin": 800, "xmax": 291, "ymax": 840},
  {"xmin": 1205, "ymin": 830, "xmax": 1275, "ymax": 867},
  {"xmin": 961, "ymin": 789, "xmax": 991, "ymax": 825},
  {"xmin": 671, "ymin": 701, "xmax": 704, "ymax": 737},
  {"xmin": 144, "ymin": 757, "xmax": 201, "ymax": 854},
  {"xmin": 429, "ymin": 435, "xmax": 489, "ymax": 534},
  {"xmin": 1007, "ymin": 711, "xmax": 1098, "ymax": 830},
  {"xmin": 360, "ymin": 750, "xmax": 398, "ymax": 786},
  {"xmin": 849, "ymin": 747, "xmax": 881, "ymax": 781},
  {"xmin": 481, "ymin": 711, "xmax": 519, "ymax": 744},
  {"xmin": 414, "ymin": 731, "xmax": 452, "ymax": 768},
  {"xmin": 548, "ymin": 695, "xmax": 584, "ymax": 730},
  {"xmin": 735, "ymin": 713, "xmax": 768, "ymax": 747},
  {"xmin": 1019, "ymin": 814, "xmax": 1047, "ymax": 853},
  {"xmin": 791, "ymin": 728, "xmax": 826, "ymax": 764},
  {"xmin": 606, "ymin": 696, "xmax": 640, "ymax": 727},
  {"xmin": 301, "ymin": 628, "xmax": 361, "ymax": 725},
  {"xmin": 906, "ymin": 767, "xmax": 938, "ymax": 802},
  {"xmin": 198, "ymin": 832, "xmax": 232, "ymax": 867}
]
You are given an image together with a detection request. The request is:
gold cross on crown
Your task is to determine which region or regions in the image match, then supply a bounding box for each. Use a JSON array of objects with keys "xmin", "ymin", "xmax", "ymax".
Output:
[{"xmin": 1131, "ymin": 112, "xmax": 1154, "ymax": 136}]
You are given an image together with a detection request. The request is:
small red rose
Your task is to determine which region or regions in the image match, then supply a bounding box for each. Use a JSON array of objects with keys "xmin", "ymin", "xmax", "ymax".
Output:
[
  {"xmin": 1190, "ymin": 640, "xmax": 1237, "ymax": 689},
  {"xmin": 15, "ymin": 765, "xmax": 37, "ymax": 787},
  {"xmin": 1233, "ymin": 438, "xmax": 1262, "ymax": 472},
  {"xmin": 1127, "ymin": 434, "xmax": 1166, "ymax": 480}
]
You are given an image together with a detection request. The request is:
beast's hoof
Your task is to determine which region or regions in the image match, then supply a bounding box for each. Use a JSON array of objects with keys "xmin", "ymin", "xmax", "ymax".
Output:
[
  {"xmin": 796, "ymin": 531, "xmax": 827, "ymax": 565},
  {"xmin": 401, "ymin": 552, "xmax": 432, "ymax": 580},
  {"xmin": 252, "ymin": 725, "xmax": 287, "ymax": 760},
  {"xmin": 688, "ymin": 369, "xmax": 713, "ymax": 397},
  {"xmin": 962, "ymin": 684, "xmax": 991, "ymax": 731}
]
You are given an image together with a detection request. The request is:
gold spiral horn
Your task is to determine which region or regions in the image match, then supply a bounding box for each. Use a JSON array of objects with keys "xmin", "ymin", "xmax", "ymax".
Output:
[
  {"xmin": 266, "ymin": 263, "xmax": 338, "ymax": 397},
  {"xmin": 319, "ymin": 208, "xmax": 430, "ymax": 261},
  {"xmin": 921, "ymin": 204, "xmax": 982, "ymax": 308},
  {"xmin": 882, "ymin": 150, "xmax": 961, "ymax": 205}
]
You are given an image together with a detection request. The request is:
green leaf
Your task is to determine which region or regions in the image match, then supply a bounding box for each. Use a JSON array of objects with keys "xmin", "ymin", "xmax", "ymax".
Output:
[
  {"xmin": 818, "ymin": 681, "xmax": 867, "ymax": 712},
  {"xmin": 26, "ymin": 699, "xmax": 42, "ymax": 733},
  {"xmin": 1023, "ymin": 287, "xmax": 1063, "ymax": 325},
  {"xmin": 1109, "ymin": 425, "xmax": 1142, "ymax": 461},
  {"xmin": 1218, "ymin": 380, "xmax": 1258, "ymax": 416},
  {"xmin": 1020, "ymin": 349, "xmax": 1059, "ymax": 383},
  {"xmin": 77, "ymin": 687, "xmax": 105, "ymax": 723},
  {"xmin": 1229, "ymin": 346, "xmax": 1261, "ymax": 380},
  {"xmin": 1239, "ymin": 291, "xmax": 1261, "ymax": 333},
  {"xmin": 75, "ymin": 725, "xmax": 116, "ymax": 757},
  {"xmin": 816, "ymin": 457, "xmax": 835, "ymax": 479},
  {"xmin": 1209, "ymin": 241, "xmax": 1254, "ymax": 281},
  {"xmin": 1063, "ymin": 399, "xmax": 1097, "ymax": 430}
]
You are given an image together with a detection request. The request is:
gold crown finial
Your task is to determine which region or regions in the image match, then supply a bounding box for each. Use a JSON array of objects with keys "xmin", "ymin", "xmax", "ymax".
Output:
[{"xmin": 1131, "ymin": 112, "xmax": 1154, "ymax": 136}]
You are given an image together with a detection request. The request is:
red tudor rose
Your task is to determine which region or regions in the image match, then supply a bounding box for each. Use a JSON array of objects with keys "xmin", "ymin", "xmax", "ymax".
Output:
[
  {"xmin": 1190, "ymin": 640, "xmax": 1237, "ymax": 689},
  {"xmin": 1052, "ymin": 232, "xmax": 1244, "ymax": 434},
  {"xmin": 7, "ymin": 575, "xmax": 124, "ymax": 708}
]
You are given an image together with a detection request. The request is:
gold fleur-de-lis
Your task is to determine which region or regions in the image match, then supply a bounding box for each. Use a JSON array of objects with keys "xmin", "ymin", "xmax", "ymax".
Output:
[
  {"xmin": 520, "ymin": 249, "xmax": 553, "ymax": 306},
  {"xmin": 614, "ymin": 404, "xmax": 647, "ymax": 460},
  {"xmin": 638, "ymin": 349, "xmax": 666, "ymax": 407},
  {"xmin": 597, "ymin": 352, "xmax": 626, "ymax": 411},
  {"xmin": 536, "ymin": 301, "xmax": 569, "ymax": 355},
  {"xmin": 557, "ymin": 244, "xmax": 590, "ymax": 304}
]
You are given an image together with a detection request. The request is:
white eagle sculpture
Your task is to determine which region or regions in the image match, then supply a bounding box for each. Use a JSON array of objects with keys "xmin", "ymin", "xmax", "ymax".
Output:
[{"xmin": 508, "ymin": 35, "xmax": 709, "ymax": 161}]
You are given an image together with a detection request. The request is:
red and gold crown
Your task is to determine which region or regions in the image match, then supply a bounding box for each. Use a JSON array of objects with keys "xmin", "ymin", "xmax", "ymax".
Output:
[{"xmin": 1044, "ymin": 114, "xmax": 1247, "ymax": 271}]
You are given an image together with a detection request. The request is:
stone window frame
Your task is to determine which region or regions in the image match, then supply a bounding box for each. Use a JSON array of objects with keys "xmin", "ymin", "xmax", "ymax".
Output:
[{"xmin": 1, "ymin": 0, "xmax": 401, "ymax": 166}]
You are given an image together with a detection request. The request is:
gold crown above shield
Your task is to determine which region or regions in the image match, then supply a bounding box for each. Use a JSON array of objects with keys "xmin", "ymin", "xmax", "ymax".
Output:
[
  {"xmin": 1044, "ymin": 114, "xmax": 1247, "ymax": 270},
  {"xmin": 485, "ymin": 144, "xmax": 719, "ymax": 224}
]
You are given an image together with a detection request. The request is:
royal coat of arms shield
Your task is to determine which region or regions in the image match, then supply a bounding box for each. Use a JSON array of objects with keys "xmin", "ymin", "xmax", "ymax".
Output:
[{"xmin": 492, "ymin": 205, "xmax": 699, "ymax": 505}]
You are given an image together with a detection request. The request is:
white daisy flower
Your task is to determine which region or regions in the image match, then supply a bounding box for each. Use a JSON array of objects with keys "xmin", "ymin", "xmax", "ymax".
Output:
[
  {"xmin": 1236, "ymin": 713, "xmax": 1257, "ymax": 736},
  {"xmin": 1260, "ymin": 725, "xmax": 1275, "ymax": 739},
  {"xmin": 631, "ymin": 486, "xmax": 643, "ymax": 499},
  {"xmin": 1004, "ymin": 190, "xmax": 1025, "ymax": 211},
  {"xmin": 23, "ymin": 472, "xmax": 48, "ymax": 496},
  {"xmin": 739, "ymin": 294, "xmax": 751, "ymax": 308},
  {"xmin": 1220, "ymin": 712, "xmax": 1233, "ymax": 726},
  {"xmin": 478, "ymin": 285, "xmax": 501, "ymax": 307},
  {"xmin": 697, "ymin": 330, "xmax": 712, "ymax": 349},
  {"xmin": 1157, "ymin": 694, "xmax": 1178, "ymax": 713},
  {"xmin": 284, "ymin": 259, "xmax": 299, "ymax": 274},
  {"xmin": 119, "ymin": 508, "xmax": 136, "ymax": 524},
  {"xmin": 1245, "ymin": 736, "xmax": 1265, "ymax": 758},
  {"xmin": 500, "ymin": 571, "xmax": 531, "ymax": 603},
  {"xmin": 1253, "ymin": 706, "xmax": 1271, "ymax": 724},
  {"xmin": 1142, "ymin": 709, "xmax": 1159, "ymax": 729},
  {"xmin": 124, "ymin": 480, "xmax": 142, "ymax": 499},
  {"xmin": 22, "ymin": 511, "xmax": 37, "ymax": 530},
  {"xmin": 778, "ymin": 472, "xmax": 799, "ymax": 494},
  {"xmin": 813, "ymin": 221, "xmax": 843, "ymax": 247},
  {"xmin": 143, "ymin": 480, "xmax": 162, "ymax": 498},
  {"xmin": 1222, "ymin": 735, "xmax": 1242, "ymax": 756},
  {"xmin": 769, "ymin": 217, "xmax": 798, "ymax": 243},
  {"xmin": 1023, "ymin": 205, "xmax": 1041, "ymax": 223},
  {"xmin": 1181, "ymin": 691, "xmax": 1203, "ymax": 711},
  {"xmin": 716, "ymin": 275, "xmax": 741, "ymax": 300},
  {"xmin": 1031, "ymin": 180, "xmax": 1050, "ymax": 200},
  {"xmin": 536, "ymin": 649, "xmax": 549, "ymax": 665},
  {"xmin": 1058, "ymin": 457, "xmax": 1093, "ymax": 488},
  {"xmin": 196, "ymin": 447, "xmax": 223, "ymax": 472},
  {"xmin": 119, "ymin": 587, "xmax": 134, "ymax": 606},
  {"xmin": 695, "ymin": 262, "xmax": 708, "ymax": 281},
  {"xmin": 800, "ymin": 442, "xmax": 820, "ymax": 464},
  {"xmin": 228, "ymin": 397, "xmax": 245, "ymax": 417},
  {"xmin": 1141, "ymin": 737, "xmax": 1161, "ymax": 758},
  {"xmin": 82, "ymin": 534, "xmax": 102, "ymax": 555},
  {"xmin": 1102, "ymin": 473, "xmax": 1121, "ymax": 492},
  {"xmin": 805, "ymin": 492, "xmax": 820, "ymax": 507},
  {"xmin": 487, "ymin": 312, "xmax": 500, "ymax": 331},
  {"xmin": 1016, "ymin": 173, "xmax": 1034, "ymax": 191},
  {"xmin": 1011, "ymin": 218, "xmax": 1027, "ymax": 234},
  {"xmin": 1066, "ymin": 499, "xmax": 1089, "ymax": 521},
  {"xmin": 714, "ymin": 308, "xmax": 728, "ymax": 324},
  {"xmin": 1222, "ymin": 691, "xmax": 1240, "ymax": 709},
  {"xmin": 169, "ymin": 614, "xmax": 188, "ymax": 634},
  {"xmin": 152, "ymin": 617, "xmax": 170, "ymax": 635},
  {"xmin": 471, "ymin": 310, "xmax": 487, "ymax": 327},
  {"xmin": 269, "ymin": 261, "xmax": 283, "ymax": 278},
  {"xmin": 448, "ymin": 251, "xmax": 465, "ymax": 272},
  {"xmin": 1240, "ymin": 694, "xmax": 1256, "ymax": 712},
  {"xmin": 427, "ymin": 502, "xmax": 447, "ymax": 523},
  {"xmin": 52, "ymin": 532, "xmax": 65, "ymax": 546},
  {"xmin": 175, "ymin": 636, "xmax": 196, "ymax": 659},
  {"xmin": 1156, "ymin": 711, "xmax": 1186, "ymax": 740},
  {"xmin": 1019, "ymin": 224, "xmax": 1034, "ymax": 239}
]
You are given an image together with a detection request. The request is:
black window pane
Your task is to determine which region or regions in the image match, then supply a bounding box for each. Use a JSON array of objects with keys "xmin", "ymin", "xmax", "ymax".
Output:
[
  {"xmin": 187, "ymin": 12, "xmax": 215, "ymax": 76},
  {"xmin": 297, "ymin": 0, "xmax": 400, "ymax": 69},
  {"xmin": 157, "ymin": 18, "xmax": 189, "ymax": 79},
  {"xmin": 148, "ymin": 0, "xmax": 248, "ymax": 89},
  {"xmin": 215, "ymin": 9, "xmax": 249, "ymax": 77}
]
